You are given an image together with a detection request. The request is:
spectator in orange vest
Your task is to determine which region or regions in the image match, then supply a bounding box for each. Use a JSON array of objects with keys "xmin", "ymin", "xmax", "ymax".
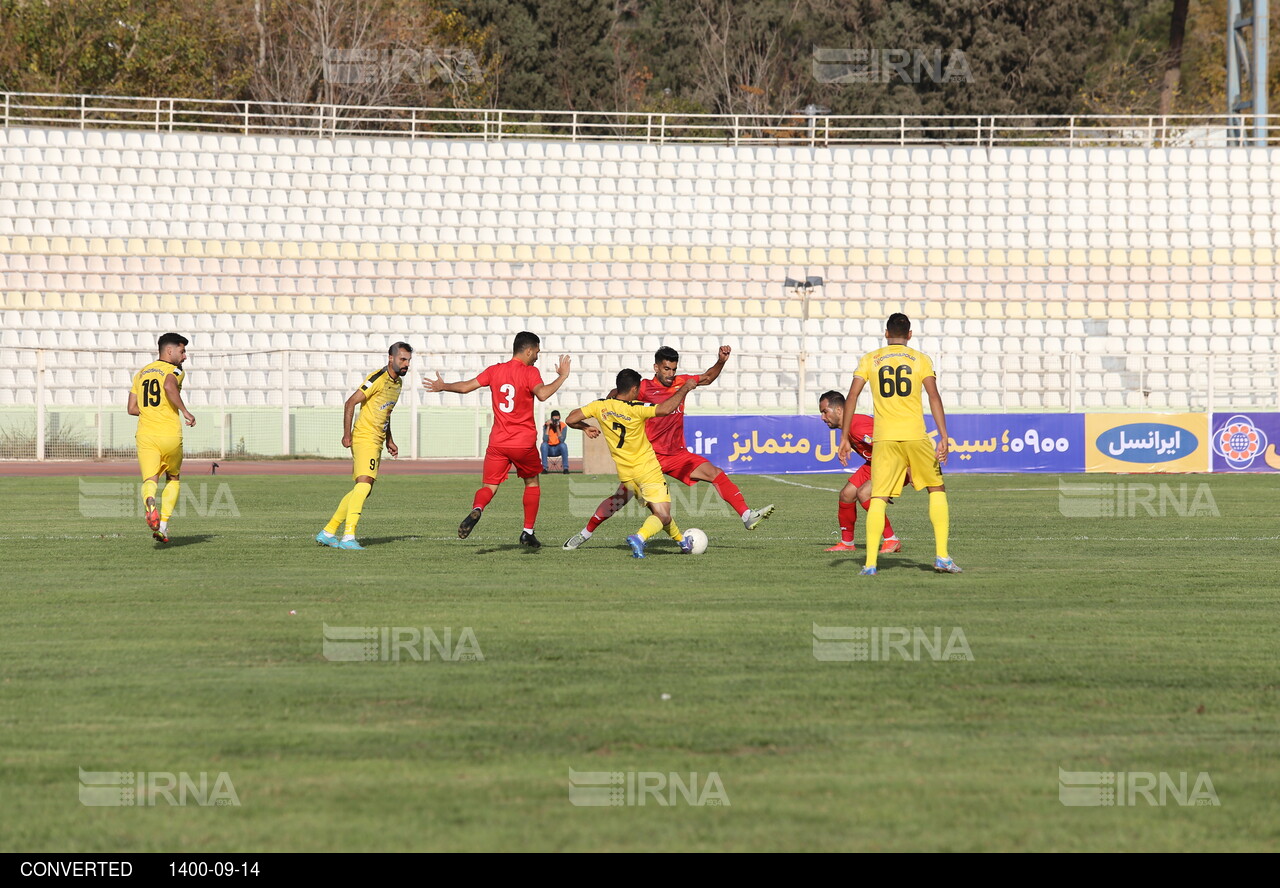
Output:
[{"xmin": 542, "ymin": 410, "xmax": 569, "ymax": 473}]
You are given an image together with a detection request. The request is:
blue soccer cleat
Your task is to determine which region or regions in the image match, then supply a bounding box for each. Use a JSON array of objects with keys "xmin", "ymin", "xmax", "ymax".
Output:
[
  {"xmin": 336, "ymin": 538, "xmax": 365, "ymax": 550},
  {"xmin": 859, "ymin": 566, "xmax": 878, "ymax": 576},
  {"xmin": 316, "ymin": 530, "xmax": 338, "ymax": 547},
  {"xmin": 679, "ymin": 535, "xmax": 694, "ymax": 555},
  {"xmin": 934, "ymin": 557, "xmax": 962, "ymax": 573},
  {"xmin": 626, "ymin": 533, "xmax": 646, "ymax": 559}
]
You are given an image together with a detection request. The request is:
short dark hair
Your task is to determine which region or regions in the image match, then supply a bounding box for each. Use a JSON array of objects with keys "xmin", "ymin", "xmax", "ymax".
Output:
[
  {"xmin": 158, "ymin": 333, "xmax": 188, "ymax": 350},
  {"xmin": 389, "ymin": 341, "xmax": 413, "ymax": 355},
  {"xmin": 513, "ymin": 331, "xmax": 541, "ymax": 354},
  {"xmin": 819, "ymin": 390, "xmax": 845, "ymax": 408},
  {"xmin": 654, "ymin": 346, "xmax": 679, "ymax": 365},
  {"xmin": 615, "ymin": 368, "xmax": 642, "ymax": 394},
  {"xmin": 886, "ymin": 313, "xmax": 911, "ymax": 337},
  {"xmin": 550, "ymin": 410, "xmax": 561, "ymax": 417}
]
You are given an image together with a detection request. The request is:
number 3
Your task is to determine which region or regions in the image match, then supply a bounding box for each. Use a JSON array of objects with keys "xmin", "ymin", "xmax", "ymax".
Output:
[{"xmin": 499, "ymin": 384, "xmax": 515, "ymax": 413}]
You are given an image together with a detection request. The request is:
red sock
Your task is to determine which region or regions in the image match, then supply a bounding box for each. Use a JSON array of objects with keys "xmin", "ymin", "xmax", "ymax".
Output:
[
  {"xmin": 522, "ymin": 486, "xmax": 541, "ymax": 529},
  {"xmin": 586, "ymin": 491, "xmax": 625, "ymax": 532},
  {"xmin": 472, "ymin": 487, "xmax": 495, "ymax": 510},
  {"xmin": 711, "ymin": 471, "xmax": 749, "ymax": 516},
  {"xmin": 860, "ymin": 497, "xmax": 895, "ymax": 539},
  {"xmin": 838, "ymin": 501, "xmax": 858, "ymax": 544}
]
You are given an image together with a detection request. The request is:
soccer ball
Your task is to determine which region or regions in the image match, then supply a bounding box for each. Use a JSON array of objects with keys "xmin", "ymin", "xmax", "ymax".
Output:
[{"xmin": 682, "ymin": 528, "xmax": 709, "ymax": 555}]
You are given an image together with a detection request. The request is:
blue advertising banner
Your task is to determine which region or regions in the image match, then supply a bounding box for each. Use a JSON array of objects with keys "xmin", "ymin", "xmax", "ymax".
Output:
[
  {"xmin": 683, "ymin": 414, "xmax": 1086, "ymax": 474},
  {"xmin": 1210, "ymin": 413, "xmax": 1280, "ymax": 472}
]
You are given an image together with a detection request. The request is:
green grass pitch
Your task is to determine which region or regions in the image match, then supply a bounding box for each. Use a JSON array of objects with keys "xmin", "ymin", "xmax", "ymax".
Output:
[{"xmin": 1, "ymin": 470, "xmax": 1277, "ymax": 851}]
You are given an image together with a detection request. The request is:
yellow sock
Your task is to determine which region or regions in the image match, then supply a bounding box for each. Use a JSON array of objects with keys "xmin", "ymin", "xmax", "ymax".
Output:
[
  {"xmin": 664, "ymin": 520, "xmax": 682, "ymax": 541},
  {"xmin": 325, "ymin": 491, "xmax": 353, "ymax": 535},
  {"xmin": 637, "ymin": 514, "xmax": 663, "ymax": 541},
  {"xmin": 160, "ymin": 479, "xmax": 180, "ymax": 522},
  {"xmin": 929, "ymin": 491, "xmax": 950, "ymax": 559},
  {"xmin": 141, "ymin": 479, "xmax": 158, "ymax": 508},
  {"xmin": 344, "ymin": 482, "xmax": 373, "ymax": 537},
  {"xmin": 864, "ymin": 499, "xmax": 888, "ymax": 567}
]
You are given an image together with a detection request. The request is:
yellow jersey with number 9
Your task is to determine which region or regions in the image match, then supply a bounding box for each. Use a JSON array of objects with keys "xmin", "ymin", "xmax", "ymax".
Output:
[
  {"xmin": 580, "ymin": 398, "xmax": 661, "ymax": 479},
  {"xmin": 853, "ymin": 345, "xmax": 936, "ymax": 441},
  {"xmin": 131, "ymin": 360, "xmax": 185, "ymax": 438}
]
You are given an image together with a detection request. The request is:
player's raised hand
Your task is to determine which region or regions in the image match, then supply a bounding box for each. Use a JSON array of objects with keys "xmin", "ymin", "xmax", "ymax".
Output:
[
  {"xmin": 836, "ymin": 439, "xmax": 852, "ymax": 467},
  {"xmin": 182, "ymin": 410, "xmax": 196, "ymax": 428},
  {"xmin": 718, "ymin": 345, "xmax": 732, "ymax": 362},
  {"xmin": 556, "ymin": 355, "xmax": 571, "ymax": 377},
  {"xmin": 423, "ymin": 373, "xmax": 445, "ymax": 393}
]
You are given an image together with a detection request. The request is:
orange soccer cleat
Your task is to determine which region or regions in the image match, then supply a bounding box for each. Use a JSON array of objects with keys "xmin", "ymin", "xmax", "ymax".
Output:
[
  {"xmin": 825, "ymin": 541, "xmax": 858, "ymax": 552},
  {"xmin": 879, "ymin": 538, "xmax": 903, "ymax": 554},
  {"xmin": 144, "ymin": 499, "xmax": 160, "ymax": 532}
]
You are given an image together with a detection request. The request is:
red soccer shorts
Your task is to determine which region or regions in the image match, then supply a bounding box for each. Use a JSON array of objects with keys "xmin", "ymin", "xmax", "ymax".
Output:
[
  {"xmin": 657, "ymin": 449, "xmax": 712, "ymax": 486},
  {"xmin": 483, "ymin": 444, "xmax": 544, "ymax": 485}
]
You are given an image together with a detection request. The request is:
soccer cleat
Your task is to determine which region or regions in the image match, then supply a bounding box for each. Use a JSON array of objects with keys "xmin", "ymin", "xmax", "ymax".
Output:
[
  {"xmin": 315, "ymin": 530, "xmax": 339, "ymax": 548},
  {"xmin": 743, "ymin": 504, "xmax": 776, "ymax": 530},
  {"xmin": 879, "ymin": 538, "xmax": 903, "ymax": 554},
  {"xmin": 519, "ymin": 531, "xmax": 542, "ymax": 549},
  {"xmin": 934, "ymin": 556, "xmax": 962, "ymax": 573},
  {"xmin": 562, "ymin": 531, "xmax": 589, "ymax": 550},
  {"xmin": 826, "ymin": 541, "xmax": 858, "ymax": 552},
  {"xmin": 626, "ymin": 533, "xmax": 646, "ymax": 559},
  {"xmin": 458, "ymin": 507, "xmax": 483, "ymax": 539},
  {"xmin": 859, "ymin": 566, "xmax": 878, "ymax": 576},
  {"xmin": 145, "ymin": 500, "xmax": 160, "ymax": 532},
  {"xmin": 336, "ymin": 539, "xmax": 365, "ymax": 550},
  {"xmin": 152, "ymin": 528, "xmax": 169, "ymax": 544},
  {"xmin": 679, "ymin": 535, "xmax": 694, "ymax": 555}
]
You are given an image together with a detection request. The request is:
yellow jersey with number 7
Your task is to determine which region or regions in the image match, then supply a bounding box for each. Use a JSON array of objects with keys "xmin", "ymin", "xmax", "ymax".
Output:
[
  {"xmin": 580, "ymin": 398, "xmax": 662, "ymax": 479},
  {"xmin": 131, "ymin": 360, "xmax": 185, "ymax": 438},
  {"xmin": 853, "ymin": 346, "xmax": 936, "ymax": 441}
]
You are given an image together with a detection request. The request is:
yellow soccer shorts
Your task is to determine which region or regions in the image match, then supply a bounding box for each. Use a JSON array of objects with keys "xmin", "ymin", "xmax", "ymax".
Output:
[
  {"xmin": 136, "ymin": 434, "xmax": 183, "ymax": 479},
  {"xmin": 870, "ymin": 439, "xmax": 944, "ymax": 498},
  {"xmin": 351, "ymin": 439, "xmax": 383, "ymax": 480},
  {"xmin": 620, "ymin": 466, "xmax": 671, "ymax": 505}
]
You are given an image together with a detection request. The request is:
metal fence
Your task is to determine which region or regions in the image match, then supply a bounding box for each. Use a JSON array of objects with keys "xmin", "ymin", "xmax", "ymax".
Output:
[
  {"xmin": 2, "ymin": 92, "xmax": 1277, "ymax": 147},
  {"xmin": 2, "ymin": 347, "xmax": 1275, "ymax": 460}
]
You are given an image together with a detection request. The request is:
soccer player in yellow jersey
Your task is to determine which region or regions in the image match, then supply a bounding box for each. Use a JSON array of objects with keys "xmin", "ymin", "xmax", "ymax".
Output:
[
  {"xmin": 127, "ymin": 333, "xmax": 195, "ymax": 543},
  {"xmin": 565, "ymin": 369, "xmax": 699, "ymax": 558},
  {"xmin": 838, "ymin": 313, "xmax": 962, "ymax": 575},
  {"xmin": 316, "ymin": 342, "xmax": 413, "ymax": 550}
]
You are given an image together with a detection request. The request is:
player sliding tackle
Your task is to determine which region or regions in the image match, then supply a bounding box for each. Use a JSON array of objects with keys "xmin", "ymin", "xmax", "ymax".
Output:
[
  {"xmin": 817, "ymin": 390, "xmax": 901, "ymax": 553},
  {"xmin": 838, "ymin": 313, "xmax": 960, "ymax": 575},
  {"xmin": 562, "ymin": 346, "xmax": 773, "ymax": 550},
  {"xmin": 424, "ymin": 331, "xmax": 570, "ymax": 548},
  {"xmin": 564, "ymin": 370, "xmax": 699, "ymax": 558}
]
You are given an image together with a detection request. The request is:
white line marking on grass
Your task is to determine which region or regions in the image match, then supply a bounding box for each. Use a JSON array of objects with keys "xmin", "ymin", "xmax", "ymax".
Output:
[{"xmin": 761, "ymin": 475, "xmax": 843, "ymax": 492}]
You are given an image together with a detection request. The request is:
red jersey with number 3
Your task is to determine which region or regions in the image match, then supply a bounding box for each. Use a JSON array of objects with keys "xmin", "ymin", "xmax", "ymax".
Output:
[
  {"xmin": 637, "ymin": 373, "xmax": 699, "ymax": 457},
  {"xmin": 477, "ymin": 359, "xmax": 543, "ymax": 448}
]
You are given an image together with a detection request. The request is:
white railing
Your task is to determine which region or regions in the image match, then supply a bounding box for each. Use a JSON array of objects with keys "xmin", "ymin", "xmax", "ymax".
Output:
[
  {"xmin": 2, "ymin": 91, "xmax": 1278, "ymax": 147},
  {"xmin": 1, "ymin": 348, "xmax": 1276, "ymax": 459}
]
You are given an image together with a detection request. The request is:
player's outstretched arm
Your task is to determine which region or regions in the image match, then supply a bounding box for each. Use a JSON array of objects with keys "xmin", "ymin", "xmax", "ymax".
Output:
[
  {"xmin": 533, "ymin": 355, "xmax": 571, "ymax": 401},
  {"xmin": 163, "ymin": 373, "xmax": 196, "ymax": 427},
  {"xmin": 654, "ymin": 377, "xmax": 699, "ymax": 416},
  {"xmin": 126, "ymin": 392, "xmax": 140, "ymax": 416},
  {"xmin": 341, "ymin": 390, "xmax": 365, "ymax": 449},
  {"xmin": 697, "ymin": 345, "xmax": 732, "ymax": 385},
  {"xmin": 564, "ymin": 408, "xmax": 601, "ymax": 438},
  {"xmin": 923, "ymin": 377, "xmax": 949, "ymax": 464},
  {"xmin": 423, "ymin": 373, "xmax": 482, "ymax": 395},
  {"xmin": 837, "ymin": 376, "xmax": 866, "ymax": 466}
]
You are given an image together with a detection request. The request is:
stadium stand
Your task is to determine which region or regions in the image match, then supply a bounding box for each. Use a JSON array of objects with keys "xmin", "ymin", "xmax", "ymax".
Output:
[{"xmin": 1, "ymin": 121, "xmax": 1277, "ymax": 458}]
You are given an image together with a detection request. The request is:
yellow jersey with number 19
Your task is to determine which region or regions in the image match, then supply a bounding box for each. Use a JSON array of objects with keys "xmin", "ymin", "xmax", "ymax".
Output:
[
  {"xmin": 131, "ymin": 360, "xmax": 185, "ymax": 438},
  {"xmin": 351, "ymin": 367, "xmax": 403, "ymax": 445},
  {"xmin": 580, "ymin": 398, "xmax": 662, "ymax": 479},
  {"xmin": 853, "ymin": 345, "xmax": 936, "ymax": 441}
]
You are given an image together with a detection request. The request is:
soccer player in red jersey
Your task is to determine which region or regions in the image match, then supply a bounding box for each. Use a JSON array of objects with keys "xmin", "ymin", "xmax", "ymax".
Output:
[
  {"xmin": 563, "ymin": 345, "xmax": 774, "ymax": 550},
  {"xmin": 817, "ymin": 390, "xmax": 901, "ymax": 554},
  {"xmin": 423, "ymin": 331, "xmax": 570, "ymax": 548}
]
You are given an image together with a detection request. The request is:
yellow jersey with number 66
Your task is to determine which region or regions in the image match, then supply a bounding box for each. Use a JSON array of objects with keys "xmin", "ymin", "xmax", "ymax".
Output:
[
  {"xmin": 131, "ymin": 360, "xmax": 185, "ymax": 438},
  {"xmin": 853, "ymin": 345, "xmax": 935, "ymax": 441},
  {"xmin": 580, "ymin": 398, "xmax": 662, "ymax": 479}
]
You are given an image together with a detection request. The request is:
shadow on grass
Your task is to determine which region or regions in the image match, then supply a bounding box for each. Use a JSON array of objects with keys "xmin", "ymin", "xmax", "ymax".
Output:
[
  {"xmin": 357, "ymin": 536, "xmax": 420, "ymax": 547},
  {"xmin": 474, "ymin": 544, "xmax": 540, "ymax": 555},
  {"xmin": 155, "ymin": 533, "xmax": 214, "ymax": 549}
]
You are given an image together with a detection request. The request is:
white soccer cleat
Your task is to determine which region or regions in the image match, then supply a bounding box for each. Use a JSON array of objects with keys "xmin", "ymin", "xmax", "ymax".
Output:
[
  {"xmin": 743, "ymin": 504, "xmax": 775, "ymax": 530},
  {"xmin": 562, "ymin": 531, "xmax": 590, "ymax": 550}
]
